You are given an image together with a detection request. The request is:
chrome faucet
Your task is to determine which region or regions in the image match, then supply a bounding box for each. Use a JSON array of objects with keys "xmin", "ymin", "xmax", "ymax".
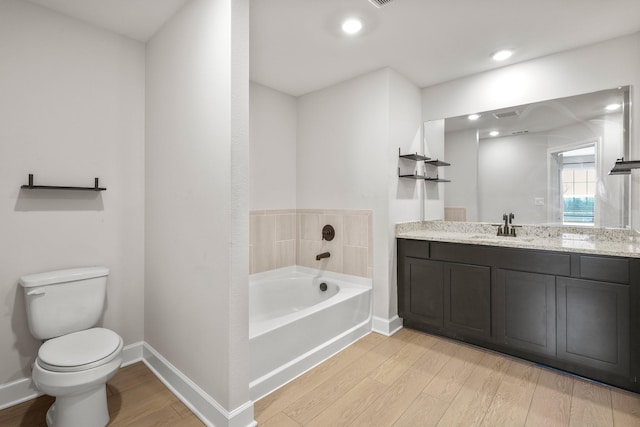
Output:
[{"xmin": 316, "ymin": 252, "xmax": 331, "ymax": 261}]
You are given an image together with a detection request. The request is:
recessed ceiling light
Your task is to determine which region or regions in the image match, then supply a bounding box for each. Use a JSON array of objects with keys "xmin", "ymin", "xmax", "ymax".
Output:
[
  {"xmin": 492, "ymin": 49, "xmax": 513, "ymax": 61},
  {"xmin": 489, "ymin": 130, "xmax": 500, "ymax": 137},
  {"xmin": 342, "ymin": 18, "xmax": 363, "ymax": 35},
  {"xmin": 605, "ymin": 103, "xmax": 621, "ymax": 111},
  {"xmin": 468, "ymin": 114, "xmax": 480, "ymax": 120}
]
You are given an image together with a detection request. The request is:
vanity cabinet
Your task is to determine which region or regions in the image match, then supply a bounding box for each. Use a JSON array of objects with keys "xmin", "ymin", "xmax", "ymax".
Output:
[
  {"xmin": 403, "ymin": 257, "xmax": 444, "ymax": 329},
  {"xmin": 557, "ymin": 277, "xmax": 630, "ymax": 376},
  {"xmin": 492, "ymin": 269, "xmax": 556, "ymax": 357},
  {"xmin": 397, "ymin": 238, "xmax": 639, "ymax": 393},
  {"xmin": 398, "ymin": 241, "xmax": 491, "ymax": 341},
  {"xmin": 443, "ymin": 262, "xmax": 491, "ymax": 340}
]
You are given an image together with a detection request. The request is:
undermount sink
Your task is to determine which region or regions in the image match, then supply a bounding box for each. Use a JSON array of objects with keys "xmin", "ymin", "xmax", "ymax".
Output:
[{"xmin": 468, "ymin": 234, "xmax": 536, "ymax": 243}]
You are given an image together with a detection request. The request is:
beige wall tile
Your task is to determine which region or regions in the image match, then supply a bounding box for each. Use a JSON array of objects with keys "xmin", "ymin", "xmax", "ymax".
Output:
[
  {"xmin": 276, "ymin": 240, "xmax": 296, "ymax": 269},
  {"xmin": 318, "ymin": 240, "xmax": 343, "ymax": 274},
  {"xmin": 344, "ymin": 215, "xmax": 368, "ymax": 246},
  {"xmin": 299, "ymin": 213, "xmax": 320, "ymax": 241},
  {"xmin": 298, "ymin": 239, "xmax": 323, "ymax": 268},
  {"xmin": 250, "ymin": 209, "xmax": 373, "ymax": 278},
  {"xmin": 252, "ymin": 243, "xmax": 276, "ymax": 274},
  {"xmin": 276, "ymin": 214, "xmax": 296, "ymax": 241},
  {"xmin": 343, "ymin": 245, "xmax": 368, "ymax": 277},
  {"xmin": 251, "ymin": 214, "xmax": 276, "ymax": 246}
]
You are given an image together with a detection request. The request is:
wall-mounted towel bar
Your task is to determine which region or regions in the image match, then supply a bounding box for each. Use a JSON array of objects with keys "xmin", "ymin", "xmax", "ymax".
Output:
[{"xmin": 21, "ymin": 174, "xmax": 106, "ymax": 191}]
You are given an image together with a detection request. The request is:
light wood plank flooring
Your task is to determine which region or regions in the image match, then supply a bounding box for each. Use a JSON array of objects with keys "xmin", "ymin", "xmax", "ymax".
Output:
[
  {"xmin": 3, "ymin": 329, "xmax": 639, "ymax": 426},
  {"xmin": 255, "ymin": 328, "xmax": 640, "ymax": 427},
  {"xmin": 0, "ymin": 362, "xmax": 204, "ymax": 427}
]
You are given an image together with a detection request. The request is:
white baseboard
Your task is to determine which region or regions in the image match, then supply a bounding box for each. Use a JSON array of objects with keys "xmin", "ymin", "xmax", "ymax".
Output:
[
  {"xmin": 143, "ymin": 343, "xmax": 256, "ymax": 427},
  {"xmin": 0, "ymin": 376, "xmax": 40, "ymax": 411},
  {"xmin": 371, "ymin": 315, "xmax": 403, "ymax": 336},
  {"xmin": 121, "ymin": 341, "xmax": 144, "ymax": 367}
]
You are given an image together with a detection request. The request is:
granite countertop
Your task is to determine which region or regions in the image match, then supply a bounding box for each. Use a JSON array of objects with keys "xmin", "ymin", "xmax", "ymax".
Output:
[{"xmin": 396, "ymin": 220, "xmax": 640, "ymax": 258}]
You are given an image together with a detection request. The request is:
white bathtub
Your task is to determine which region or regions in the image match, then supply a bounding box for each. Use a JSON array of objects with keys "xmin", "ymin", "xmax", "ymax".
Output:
[{"xmin": 249, "ymin": 266, "xmax": 371, "ymax": 400}]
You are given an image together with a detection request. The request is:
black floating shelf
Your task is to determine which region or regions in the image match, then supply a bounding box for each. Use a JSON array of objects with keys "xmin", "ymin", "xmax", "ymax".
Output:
[
  {"xmin": 399, "ymin": 148, "xmax": 430, "ymax": 161},
  {"xmin": 399, "ymin": 174, "xmax": 429, "ymax": 180},
  {"xmin": 398, "ymin": 172, "xmax": 451, "ymax": 182},
  {"xmin": 21, "ymin": 174, "xmax": 106, "ymax": 191},
  {"xmin": 400, "ymin": 153, "xmax": 431, "ymax": 161},
  {"xmin": 425, "ymin": 159, "xmax": 451, "ymax": 167}
]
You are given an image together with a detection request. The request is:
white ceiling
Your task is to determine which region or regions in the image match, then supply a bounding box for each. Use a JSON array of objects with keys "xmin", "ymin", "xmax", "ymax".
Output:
[
  {"xmin": 251, "ymin": 0, "xmax": 640, "ymax": 96},
  {"xmin": 23, "ymin": 0, "xmax": 640, "ymax": 96},
  {"xmin": 25, "ymin": 0, "xmax": 189, "ymax": 42}
]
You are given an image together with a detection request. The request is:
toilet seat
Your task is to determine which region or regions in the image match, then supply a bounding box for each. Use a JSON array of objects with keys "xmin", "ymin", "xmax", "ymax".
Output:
[{"xmin": 37, "ymin": 328, "xmax": 122, "ymax": 373}]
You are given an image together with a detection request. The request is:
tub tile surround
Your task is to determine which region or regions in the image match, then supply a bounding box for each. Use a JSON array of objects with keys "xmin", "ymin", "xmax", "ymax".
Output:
[
  {"xmin": 396, "ymin": 220, "xmax": 640, "ymax": 257},
  {"xmin": 250, "ymin": 209, "xmax": 373, "ymax": 277}
]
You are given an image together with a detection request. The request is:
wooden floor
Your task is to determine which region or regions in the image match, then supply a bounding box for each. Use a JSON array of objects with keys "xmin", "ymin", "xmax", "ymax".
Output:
[
  {"xmin": 255, "ymin": 328, "xmax": 640, "ymax": 427},
  {"xmin": 3, "ymin": 329, "xmax": 640, "ymax": 426},
  {"xmin": 0, "ymin": 362, "xmax": 204, "ymax": 427}
]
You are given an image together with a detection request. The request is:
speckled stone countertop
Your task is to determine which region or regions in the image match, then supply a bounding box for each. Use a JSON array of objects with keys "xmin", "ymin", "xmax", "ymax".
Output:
[{"xmin": 396, "ymin": 220, "xmax": 640, "ymax": 258}]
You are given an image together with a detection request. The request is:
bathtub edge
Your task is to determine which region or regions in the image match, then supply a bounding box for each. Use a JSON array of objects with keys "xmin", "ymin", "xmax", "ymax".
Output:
[{"xmin": 249, "ymin": 317, "xmax": 371, "ymax": 401}]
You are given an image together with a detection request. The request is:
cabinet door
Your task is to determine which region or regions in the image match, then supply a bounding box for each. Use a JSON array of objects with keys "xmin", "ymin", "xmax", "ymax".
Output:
[
  {"xmin": 403, "ymin": 258, "xmax": 444, "ymax": 329},
  {"xmin": 493, "ymin": 269, "xmax": 556, "ymax": 357},
  {"xmin": 444, "ymin": 262, "xmax": 491, "ymax": 340},
  {"xmin": 557, "ymin": 277, "xmax": 630, "ymax": 376}
]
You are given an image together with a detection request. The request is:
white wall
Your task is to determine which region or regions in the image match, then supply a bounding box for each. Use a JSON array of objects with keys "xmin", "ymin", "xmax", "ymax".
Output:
[
  {"xmin": 297, "ymin": 68, "xmax": 422, "ymax": 325},
  {"xmin": 145, "ymin": 0, "xmax": 250, "ymax": 416},
  {"xmin": 478, "ymin": 134, "xmax": 548, "ymax": 223},
  {"xmin": 0, "ymin": 0, "xmax": 145, "ymax": 386},
  {"xmin": 422, "ymin": 32, "xmax": 640, "ymax": 228},
  {"xmin": 249, "ymin": 83, "xmax": 297, "ymax": 210},
  {"xmin": 387, "ymin": 70, "xmax": 424, "ymax": 319},
  {"xmin": 424, "ymin": 119, "xmax": 446, "ymax": 220},
  {"xmin": 444, "ymin": 129, "xmax": 478, "ymax": 220}
]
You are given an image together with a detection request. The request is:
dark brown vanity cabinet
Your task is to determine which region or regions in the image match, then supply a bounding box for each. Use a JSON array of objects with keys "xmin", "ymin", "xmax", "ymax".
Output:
[
  {"xmin": 397, "ymin": 238, "xmax": 639, "ymax": 393},
  {"xmin": 492, "ymin": 269, "xmax": 556, "ymax": 358},
  {"xmin": 443, "ymin": 263, "xmax": 491, "ymax": 340},
  {"xmin": 398, "ymin": 242, "xmax": 491, "ymax": 341},
  {"xmin": 557, "ymin": 277, "xmax": 630, "ymax": 376},
  {"xmin": 403, "ymin": 257, "xmax": 444, "ymax": 329}
]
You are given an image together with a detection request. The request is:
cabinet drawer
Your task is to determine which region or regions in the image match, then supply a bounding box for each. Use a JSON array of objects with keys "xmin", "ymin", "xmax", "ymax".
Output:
[
  {"xmin": 398, "ymin": 238, "xmax": 429, "ymax": 259},
  {"xmin": 431, "ymin": 242, "xmax": 571, "ymax": 276},
  {"xmin": 579, "ymin": 255, "xmax": 629, "ymax": 284}
]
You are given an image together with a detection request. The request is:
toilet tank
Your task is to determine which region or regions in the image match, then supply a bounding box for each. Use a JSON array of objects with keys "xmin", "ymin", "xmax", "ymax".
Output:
[{"xmin": 19, "ymin": 267, "xmax": 109, "ymax": 340}]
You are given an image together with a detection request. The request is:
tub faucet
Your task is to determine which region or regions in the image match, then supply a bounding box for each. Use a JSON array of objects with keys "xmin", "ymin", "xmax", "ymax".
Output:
[{"xmin": 316, "ymin": 252, "xmax": 331, "ymax": 261}]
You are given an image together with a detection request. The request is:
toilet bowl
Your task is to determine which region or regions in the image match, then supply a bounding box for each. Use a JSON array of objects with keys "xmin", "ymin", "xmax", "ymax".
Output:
[
  {"xmin": 19, "ymin": 267, "xmax": 123, "ymax": 427},
  {"xmin": 32, "ymin": 328, "xmax": 123, "ymax": 427},
  {"xmin": 33, "ymin": 328, "xmax": 124, "ymax": 427}
]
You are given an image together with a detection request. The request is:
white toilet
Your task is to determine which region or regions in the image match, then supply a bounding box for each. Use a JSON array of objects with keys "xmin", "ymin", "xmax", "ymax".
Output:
[{"xmin": 20, "ymin": 267, "xmax": 123, "ymax": 427}]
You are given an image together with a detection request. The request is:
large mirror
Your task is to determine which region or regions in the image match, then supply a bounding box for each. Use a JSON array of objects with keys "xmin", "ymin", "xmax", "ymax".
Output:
[{"xmin": 437, "ymin": 86, "xmax": 631, "ymax": 228}]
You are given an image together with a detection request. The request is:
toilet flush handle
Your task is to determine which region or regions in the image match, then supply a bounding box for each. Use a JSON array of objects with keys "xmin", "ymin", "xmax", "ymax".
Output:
[{"xmin": 26, "ymin": 289, "xmax": 45, "ymax": 296}]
